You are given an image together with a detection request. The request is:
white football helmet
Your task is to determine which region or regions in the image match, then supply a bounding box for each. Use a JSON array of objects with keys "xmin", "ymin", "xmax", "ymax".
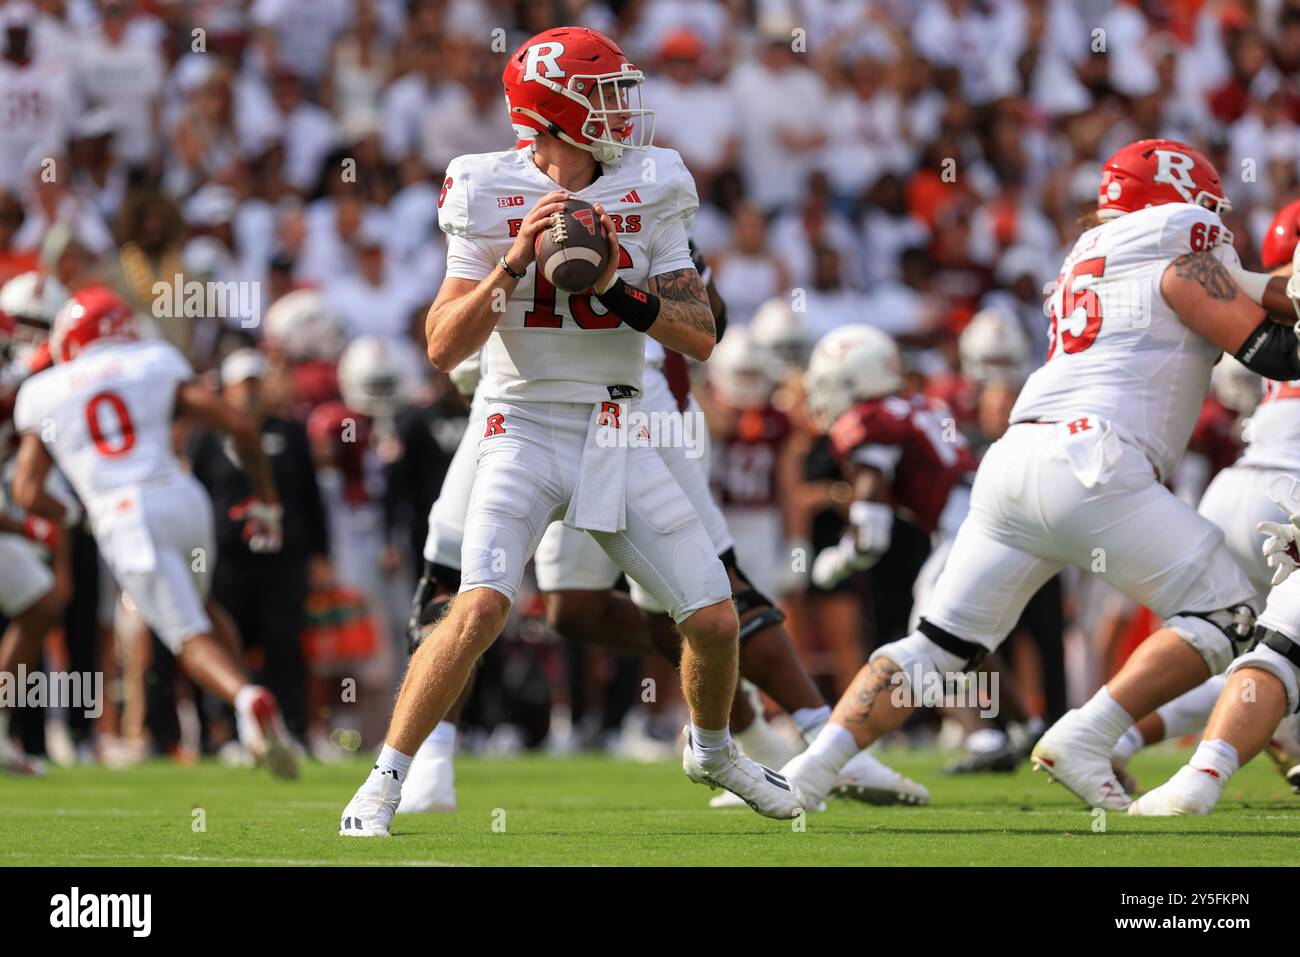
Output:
[
  {"xmin": 804, "ymin": 324, "xmax": 903, "ymax": 427},
  {"xmin": 959, "ymin": 307, "xmax": 1030, "ymax": 386},
  {"xmin": 709, "ymin": 327, "xmax": 773, "ymax": 410},
  {"xmin": 0, "ymin": 271, "xmax": 67, "ymax": 345},
  {"xmin": 339, "ymin": 336, "xmax": 409, "ymax": 419},
  {"xmin": 263, "ymin": 289, "xmax": 346, "ymax": 363},
  {"xmin": 750, "ymin": 297, "xmax": 811, "ymax": 381},
  {"xmin": 1212, "ymin": 354, "xmax": 1262, "ymax": 415}
]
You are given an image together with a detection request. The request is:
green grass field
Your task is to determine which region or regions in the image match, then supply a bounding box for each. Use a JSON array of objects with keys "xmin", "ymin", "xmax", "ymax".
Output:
[{"xmin": 3, "ymin": 747, "xmax": 1300, "ymax": 866}]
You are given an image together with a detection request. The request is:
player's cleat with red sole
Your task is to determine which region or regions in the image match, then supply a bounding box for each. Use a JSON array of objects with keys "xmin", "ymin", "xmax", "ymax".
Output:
[
  {"xmin": 683, "ymin": 731, "xmax": 806, "ymax": 819},
  {"xmin": 236, "ymin": 687, "xmax": 301, "ymax": 780},
  {"xmin": 1031, "ymin": 711, "xmax": 1131, "ymax": 810}
]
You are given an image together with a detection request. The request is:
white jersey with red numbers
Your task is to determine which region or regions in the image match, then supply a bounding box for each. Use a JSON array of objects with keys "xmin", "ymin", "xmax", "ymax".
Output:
[
  {"xmin": 1010, "ymin": 202, "xmax": 1230, "ymax": 481},
  {"xmin": 438, "ymin": 144, "xmax": 698, "ymax": 403},
  {"xmin": 13, "ymin": 339, "xmax": 193, "ymax": 512},
  {"xmin": 1240, "ymin": 380, "xmax": 1300, "ymax": 472}
]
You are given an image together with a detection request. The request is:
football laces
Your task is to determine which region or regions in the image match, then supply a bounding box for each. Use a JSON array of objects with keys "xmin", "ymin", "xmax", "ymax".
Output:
[{"xmin": 550, "ymin": 209, "xmax": 568, "ymax": 246}]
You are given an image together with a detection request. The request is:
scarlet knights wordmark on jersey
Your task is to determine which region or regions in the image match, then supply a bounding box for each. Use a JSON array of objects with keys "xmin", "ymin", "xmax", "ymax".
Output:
[{"xmin": 438, "ymin": 145, "xmax": 698, "ymax": 404}]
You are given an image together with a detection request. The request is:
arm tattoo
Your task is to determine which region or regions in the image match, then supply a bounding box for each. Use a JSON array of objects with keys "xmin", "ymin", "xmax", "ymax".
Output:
[
  {"xmin": 649, "ymin": 268, "xmax": 715, "ymax": 339},
  {"xmin": 1173, "ymin": 251, "xmax": 1238, "ymax": 301},
  {"xmin": 838, "ymin": 657, "xmax": 905, "ymax": 726}
]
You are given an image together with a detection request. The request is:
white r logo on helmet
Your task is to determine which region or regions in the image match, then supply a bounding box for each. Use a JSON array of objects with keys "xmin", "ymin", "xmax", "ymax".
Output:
[
  {"xmin": 1152, "ymin": 150, "xmax": 1197, "ymax": 203},
  {"xmin": 523, "ymin": 42, "xmax": 566, "ymax": 81}
]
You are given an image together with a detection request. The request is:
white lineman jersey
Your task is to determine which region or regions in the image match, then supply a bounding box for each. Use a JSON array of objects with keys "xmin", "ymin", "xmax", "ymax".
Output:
[
  {"xmin": 1011, "ymin": 203, "xmax": 1229, "ymax": 480},
  {"xmin": 14, "ymin": 339, "xmax": 194, "ymax": 518},
  {"xmin": 438, "ymin": 144, "xmax": 699, "ymax": 403},
  {"xmin": 1241, "ymin": 381, "xmax": 1300, "ymax": 472}
]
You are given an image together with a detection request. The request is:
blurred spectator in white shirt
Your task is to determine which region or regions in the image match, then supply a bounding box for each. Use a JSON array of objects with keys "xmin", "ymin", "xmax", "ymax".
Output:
[
  {"xmin": 770, "ymin": 171, "xmax": 864, "ymax": 291},
  {"xmin": 420, "ymin": 55, "xmax": 515, "ymax": 174},
  {"xmin": 711, "ymin": 201, "xmax": 790, "ymax": 326},
  {"xmin": 266, "ymin": 66, "xmax": 338, "ymax": 193},
  {"xmin": 0, "ymin": 7, "xmax": 81, "ymax": 193},
  {"xmin": 728, "ymin": 21, "xmax": 829, "ymax": 213},
  {"xmin": 799, "ymin": 245, "xmax": 873, "ymax": 342},
  {"xmin": 382, "ymin": 28, "xmax": 448, "ymax": 163},
  {"xmin": 327, "ymin": 0, "xmax": 394, "ymax": 128},
  {"xmin": 75, "ymin": 0, "xmax": 164, "ymax": 168},
  {"xmin": 325, "ymin": 224, "xmax": 423, "ymax": 341},
  {"xmin": 642, "ymin": 30, "xmax": 738, "ymax": 203},
  {"xmin": 251, "ymin": 0, "xmax": 350, "ymax": 86}
]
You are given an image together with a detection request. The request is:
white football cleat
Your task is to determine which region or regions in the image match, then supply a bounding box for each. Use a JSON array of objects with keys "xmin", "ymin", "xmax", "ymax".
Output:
[
  {"xmin": 683, "ymin": 733, "xmax": 806, "ymax": 819},
  {"xmin": 832, "ymin": 750, "xmax": 929, "ymax": 805},
  {"xmin": 778, "ymin": 746, "xmax": 843, "ymax": 809},
  {"xmin": 235, "ymin": 686, "xmax": 301, "ymax": 780},
  {"xmin": 340, "ymin": 768, "xmax": 403, "ymax": 837},
  {"xmin": 1128, "ymin": 766, "xmax": 1221, "ymax": 816},
  {"xmin": 1031, "ymin": 710, "xmax": 1131, "ymax": 810},
  {"xmin": 396, "ymin": 735, "xmax": 456, "ymax": 814}
]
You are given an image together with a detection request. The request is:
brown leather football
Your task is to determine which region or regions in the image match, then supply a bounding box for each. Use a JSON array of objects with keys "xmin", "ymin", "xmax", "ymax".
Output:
[{"xmin": 535, "ymin": 198, "xmax": 609, "ymax": 293}]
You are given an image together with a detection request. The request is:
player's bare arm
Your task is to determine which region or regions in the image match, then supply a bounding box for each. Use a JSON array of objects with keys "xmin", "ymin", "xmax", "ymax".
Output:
[
  {"xmin": 11, "ymin": 432, "xmax": 66, "ymax": 523},
  {"xmin": 647, "ymin": 268, "xmax": 715, "ymax": 359},
  {"xmin": 591, "ymin": 205, "xmax": 715, "ymax": 361},
  {"xmin": 425, "ymin": 190, "xmax": 569, "ymax": 372},
  {"xmin": 1162, "ymin": 252, "xmax": 1300, "ymax": 385},
  {"xmin": 175, "ymin": 381, "xmax": 279, "ymax": 504}
]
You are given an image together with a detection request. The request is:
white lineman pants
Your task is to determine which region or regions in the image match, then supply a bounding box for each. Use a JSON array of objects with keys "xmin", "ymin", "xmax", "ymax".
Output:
[
  {"xmin": 919, "ymin": 423, "xmax": 1255, "ymax": 655},
  {"xmin": 460, "ymin": 398, "xmax": 730, "ymax": 624}
]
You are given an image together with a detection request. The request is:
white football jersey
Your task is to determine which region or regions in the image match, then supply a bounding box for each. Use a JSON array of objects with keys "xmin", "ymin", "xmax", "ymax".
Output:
[
  {"xmin": 13, "ymin": 339, "xmax": 193, "ymax": 514},
  {"xmin": 1241, "ymin": 381, "xmax": 1300, "ymax": 472},
  {"xmin": 1011, "ymin": 203, "xmax": 1229, "ymax": 480},
  {"xmin": 438, "ymin": 145, "xmax": 698, "ymax": 403}
]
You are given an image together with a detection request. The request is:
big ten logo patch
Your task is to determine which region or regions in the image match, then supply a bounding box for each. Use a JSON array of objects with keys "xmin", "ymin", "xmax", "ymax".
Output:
[{"xmin": 484, "ymin": 413, "xmax": 507, "ymax": 437}]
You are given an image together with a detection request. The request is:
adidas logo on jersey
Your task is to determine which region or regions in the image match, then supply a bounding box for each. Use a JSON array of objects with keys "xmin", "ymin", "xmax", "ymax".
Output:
[{"xmin": 620, "ymin": 189, "xmax": 641, "ymax": 204}]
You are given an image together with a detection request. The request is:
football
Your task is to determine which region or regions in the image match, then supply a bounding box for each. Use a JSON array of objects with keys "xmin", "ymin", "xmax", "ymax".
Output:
[{"xmin": 534, "ymin": 197, "xmax": 610, "ymax": 293}]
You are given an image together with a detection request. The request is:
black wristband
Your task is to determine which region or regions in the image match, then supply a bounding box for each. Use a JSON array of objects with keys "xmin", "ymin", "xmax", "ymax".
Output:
[
  {"xmin": 714, "ymin": 300, "xmax": 728, "ymax": 342},
  {"xmin": 596, "ymin": 277, "xmax": 660, "ymax": 333},
  {"xmin": 1235, "ymin": 316, "xmax": 1300, "ymax": 381}
]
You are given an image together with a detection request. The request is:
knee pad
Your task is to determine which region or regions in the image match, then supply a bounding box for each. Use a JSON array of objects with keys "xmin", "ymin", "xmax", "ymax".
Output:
[
  {"xmin": 1227, "ymin": 625, "xmax": 1300, "ymax": 713},
  {"xmin": 869, "ymin": 620, "xmax": 981, "ymax": 689},
  {"xmin": 1166, "ymin": 603, "xmax": 1256, "ymax": 675},
  {"xmin": 733, "ymin": 587, "xmax": 785, "ymax": 646}
]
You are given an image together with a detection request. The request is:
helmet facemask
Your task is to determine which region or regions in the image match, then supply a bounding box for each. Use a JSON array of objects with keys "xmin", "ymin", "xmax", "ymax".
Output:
[{"xmin": 514, "ymin": 66, "xmax": 655, "ymax": 164}]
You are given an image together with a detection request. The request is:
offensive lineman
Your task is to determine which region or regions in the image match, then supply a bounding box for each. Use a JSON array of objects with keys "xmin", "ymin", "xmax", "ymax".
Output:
[
  {"xmin": 774, "ymin": 139, "xmax": 1300, "ymax": 813},
  {"xmin": 340, "ymin": 27, "xmax": 806, "ymax": 836}
]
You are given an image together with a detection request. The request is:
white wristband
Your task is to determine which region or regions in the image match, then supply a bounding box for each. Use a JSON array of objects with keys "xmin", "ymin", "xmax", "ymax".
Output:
[{"xmin": 1226, "ymin": 260, "xmax": 1273, "ymax": 305}]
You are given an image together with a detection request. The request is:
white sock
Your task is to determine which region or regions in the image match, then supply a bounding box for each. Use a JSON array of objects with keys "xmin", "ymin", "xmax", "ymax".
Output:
[
  {"xmin": 1154, "ymin": 680, "xmax": 1220, "ymax": 740},
  {"xmin": 429, "ymin": 721, "xmax": 457, "ymax": 752},
  {"xmin": 805, "ymin": 721, "xmax": 860, "ymax": 774},
  {"xmin": 233, "ymin": 684, "xmax": 259, "ymax": 714},
  {"xmin": 690, "ymin": 724, "xmax": 731, "ymax": 768},
  {"xmin": 1113, "ymin": 725, "xmax": 1145, "ymax": 763},
  {"xmin": 1076, "ymin": 686, "xmax": 1135, "ymax": 751},
  {"xmin": 1188, "ymin": 738, "xmax": 1238, "ymax": 787},
  {"xmin": 792, "ymin": 705, "xmax": 831, "ymax": 741},
  {"xmin": 375, "ymin": 744, "xmax": 413, "ymax": 782}
]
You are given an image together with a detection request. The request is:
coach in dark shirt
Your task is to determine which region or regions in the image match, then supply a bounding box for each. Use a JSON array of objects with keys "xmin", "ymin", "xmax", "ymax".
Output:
[{"xmin": 188, "ymin": 349, "xmax": 331, "ymax": 740}]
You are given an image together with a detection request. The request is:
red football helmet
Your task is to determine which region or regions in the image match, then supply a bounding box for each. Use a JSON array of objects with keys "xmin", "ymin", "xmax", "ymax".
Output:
[
  {"xmin": 1261, "ymin": 199, "xmax": 1300, "ymax": 270},
  {"xmin": 1097, "ymin": 139, "xmax": 1230, "ymax": 220},
  {"xmin": 50, "ymin": 285, "xmax": 139, "ymax": 363},
  {"xmin": 502, "ymin": 27, "xmax": 654, "ymax": 164}
]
